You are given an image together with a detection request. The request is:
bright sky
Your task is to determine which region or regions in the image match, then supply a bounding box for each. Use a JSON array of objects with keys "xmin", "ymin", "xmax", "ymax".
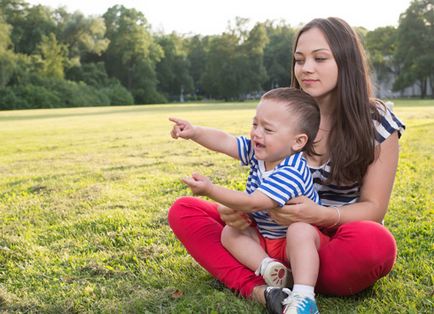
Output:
[{"xmin": 27, "ymin": 0, "xmax": 412, "ymax": 35}]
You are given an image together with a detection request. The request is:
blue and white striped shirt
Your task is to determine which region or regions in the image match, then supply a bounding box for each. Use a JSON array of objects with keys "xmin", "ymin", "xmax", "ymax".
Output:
[
  {"xmin": 237, "ymin": 136, "xmax": 320, "ymax": 239},
  {"xmin": 310, "ymin": 105, "xmax": 405, "ymax": 208}
]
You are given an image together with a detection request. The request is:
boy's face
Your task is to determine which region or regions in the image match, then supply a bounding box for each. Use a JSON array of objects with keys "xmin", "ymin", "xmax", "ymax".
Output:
[{"xmin": 250, "ymin": 99, "xmax": 302, "ymax": 170}]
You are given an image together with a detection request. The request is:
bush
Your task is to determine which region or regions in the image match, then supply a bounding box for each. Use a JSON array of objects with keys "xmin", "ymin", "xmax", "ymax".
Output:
[
  {"xmin": 0, "ymin": 85, "xmax": 60, "ymax": 109},
  {"xmin": 0, "ymin": 87, "xmax": 19, "ymax": 110},
  {"xmin": 101, "ymin": 81, "xmax": 134, "ymax": 106}
]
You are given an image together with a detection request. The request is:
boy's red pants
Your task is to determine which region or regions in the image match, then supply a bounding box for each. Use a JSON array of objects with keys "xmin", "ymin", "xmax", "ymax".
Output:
[{"xmin": 168, "ymin": 197, "xmax": 397, "ymax": 297}]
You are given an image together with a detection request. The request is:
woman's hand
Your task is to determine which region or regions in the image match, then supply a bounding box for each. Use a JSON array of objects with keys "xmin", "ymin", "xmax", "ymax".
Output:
[
  {"xmin": 268, "ymin": 196, "xmax": 323, "ymax": 226},
  {"xmin": 217, "ymin": 204, "xmax": 252, "ymax": 230}
]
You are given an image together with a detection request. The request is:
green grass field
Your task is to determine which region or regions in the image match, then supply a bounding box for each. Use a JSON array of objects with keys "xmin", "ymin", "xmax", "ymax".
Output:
[{"xmin": 0, "ymin": 99, "xmax": 433, "ymax": 313}]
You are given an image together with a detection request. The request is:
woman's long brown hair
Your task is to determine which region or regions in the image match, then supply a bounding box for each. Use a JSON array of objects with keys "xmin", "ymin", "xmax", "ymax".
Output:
[{"xmin": 291, "ymin": 17, "xmax": 380, "ymax": 185}]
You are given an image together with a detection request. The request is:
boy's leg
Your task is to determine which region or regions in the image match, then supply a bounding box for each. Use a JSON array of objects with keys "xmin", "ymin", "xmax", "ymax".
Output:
[
  {"xmin": 286, "ymin": 222, "xmax": 321, "ymax": 287},
  {"xmin": 222, "ymin": 225, "xmax": 291, "ymax": 289},
  {"xmin": 221, "ymin": 225, "xmax": 266, "ymax": 271},
  {"xmin": 283, "ymin": 222, "xmax": 321, "ymax": 314}
]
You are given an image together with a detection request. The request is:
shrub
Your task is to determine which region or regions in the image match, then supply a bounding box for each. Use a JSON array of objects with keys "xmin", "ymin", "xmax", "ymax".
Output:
[{"xmin": 101, "ymin": 81, "xmax": 134, "ymax": 106}]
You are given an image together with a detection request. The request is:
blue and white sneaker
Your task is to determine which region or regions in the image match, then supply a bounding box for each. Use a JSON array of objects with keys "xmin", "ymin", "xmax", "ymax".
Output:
[{"xmin": 282, "ymin": 291, "xmax": 319, "ymax": 314}]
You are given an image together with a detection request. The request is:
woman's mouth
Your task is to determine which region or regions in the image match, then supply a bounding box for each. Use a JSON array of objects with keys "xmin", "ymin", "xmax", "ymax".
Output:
[{"xmin": 302, "ymin": 79, "xmax": 319, "ymax": 84}]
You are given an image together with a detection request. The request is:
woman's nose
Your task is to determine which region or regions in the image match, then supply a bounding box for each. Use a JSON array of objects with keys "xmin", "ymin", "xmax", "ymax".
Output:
[{"xmin": 302, "ymin": 58, "xmax": 314, "ymax": 73}]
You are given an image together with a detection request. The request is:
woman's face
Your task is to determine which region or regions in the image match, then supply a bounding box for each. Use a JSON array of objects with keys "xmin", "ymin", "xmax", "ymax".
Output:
[{"xmin": 293, "ymin": 27, "xmax": 338, "ymax": 102}]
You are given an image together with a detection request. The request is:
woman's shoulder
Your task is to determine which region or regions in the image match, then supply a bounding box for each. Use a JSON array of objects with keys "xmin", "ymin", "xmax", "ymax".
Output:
[{"xmin": 371, "ymin": 99, "xmax": 406, "ymax": 144}]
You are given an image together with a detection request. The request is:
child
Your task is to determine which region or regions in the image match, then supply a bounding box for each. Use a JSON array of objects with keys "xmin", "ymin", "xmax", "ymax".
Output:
[{"xmin": 170, "ymin": 87, "xmax": 321, "ymax": 311}]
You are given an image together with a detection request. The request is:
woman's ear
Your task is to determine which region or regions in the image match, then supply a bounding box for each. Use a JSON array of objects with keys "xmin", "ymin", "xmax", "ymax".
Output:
[{"xmin": 292, "ymin": 133, "xmax": 308, "ymax": 152}]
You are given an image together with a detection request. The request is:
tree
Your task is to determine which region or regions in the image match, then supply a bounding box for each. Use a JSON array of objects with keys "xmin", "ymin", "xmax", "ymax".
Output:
[
  {"xmin": 242, "ymin": 22, "xmax": 269, "ymax": 93},
  {"xmin": 0, "ymin": 1, "xmax": 57, "ymax": 55},
  {"xmin": 201, "ymin": 33, "xmax": 241, "ymax": 100},
  {"xmin": 103, "ymin": 5, "xmax": 163, "ymax": 103},
  {"xmin": 262, "ymin": 21, "xmax": 295, "ymax": 90},
  {"xmin": 201, "ymin": 18, "xmax": 269, "ymax": 100},
  {"xmin": 394, "ymin": 0, "xmax": 434, "ymax": 97},
  {"xmin": 0, "ymin": 0, "xmax": 29, "ymax": 52},
  {"xmin": 186, "ymin": 35, "xmax": 209, "ymax": 97},
  {"xmin": 56, "ymin": 11, "xmax": 109, "ymax": 66},
  {"xmin": 0, "ymin": 11, "xmax": 15, "ymax": 87},
  {"xmin": 156, "ymin": 33, "xmax": 193, "ymax": 101},
  {"xmin": 365, "ymin": 26, "xmax": 398, "ymax": 81},
  {"xmin": 36, "ymin": 33, "xmax": 68, "ymax": 79}
]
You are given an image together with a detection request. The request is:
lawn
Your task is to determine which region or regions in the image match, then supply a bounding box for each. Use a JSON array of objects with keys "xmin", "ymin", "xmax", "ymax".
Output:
[{"xmin": 0, "ymin": 99, "xmax": 432, "ymax": 313}]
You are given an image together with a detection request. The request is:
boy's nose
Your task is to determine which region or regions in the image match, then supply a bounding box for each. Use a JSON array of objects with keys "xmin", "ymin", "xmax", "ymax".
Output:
[{"xmin": 251, "ymin": 128, "xmax": 262, "ymax": 138}]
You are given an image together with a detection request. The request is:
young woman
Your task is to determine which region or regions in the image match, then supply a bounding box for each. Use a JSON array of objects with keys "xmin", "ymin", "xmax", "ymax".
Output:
[{"xmin": 168, "ymin": 17, "xmax": 405, "ymax": 314}]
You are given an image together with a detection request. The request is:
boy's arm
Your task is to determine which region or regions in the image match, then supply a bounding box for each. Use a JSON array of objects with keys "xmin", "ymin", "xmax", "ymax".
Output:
[
  {"xmin": 182, "ymin": 173, "xmax": 278, "ymax": 212},
  {"xmin": 169, "ymin": 117, "xmax": 239, "ymax": 159}
]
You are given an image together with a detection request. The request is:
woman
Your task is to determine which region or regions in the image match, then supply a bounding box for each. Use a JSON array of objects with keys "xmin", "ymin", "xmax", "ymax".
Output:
[{"xmin": 168, "ymin": 17, "xmax": 405, "ymax": 314}]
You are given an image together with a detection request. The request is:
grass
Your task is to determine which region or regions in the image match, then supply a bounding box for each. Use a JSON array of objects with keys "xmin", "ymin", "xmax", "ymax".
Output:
[{"xmin": 0, "ymin": 99, "xmax": 433, "ymax": 313}]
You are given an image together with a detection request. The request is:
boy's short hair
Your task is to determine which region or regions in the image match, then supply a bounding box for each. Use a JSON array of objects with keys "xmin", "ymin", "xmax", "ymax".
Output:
[{"xmin": 261, "ymin": 87, "xmax": 320, "ymax": 156}]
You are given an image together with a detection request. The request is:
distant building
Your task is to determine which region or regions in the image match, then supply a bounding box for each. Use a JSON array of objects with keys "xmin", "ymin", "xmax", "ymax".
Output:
[{"xmin": 373, "ymin": 72, "xmax": 433, "ymax": 99}]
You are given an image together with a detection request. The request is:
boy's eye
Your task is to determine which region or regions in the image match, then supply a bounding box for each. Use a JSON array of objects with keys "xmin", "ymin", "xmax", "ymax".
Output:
[{"xmin": 264, "ymin": 128, "xmax": 274, "ymax": 133}]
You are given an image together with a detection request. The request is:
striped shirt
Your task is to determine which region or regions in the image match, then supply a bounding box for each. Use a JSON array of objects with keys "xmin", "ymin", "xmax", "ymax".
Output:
[
  {"xmin": 311, "ymin": 105, "xmax": 405, "ymax": 208},
  {"xmin": 237, "ymin": 136, "xmax": 320, "ymax": 239}
]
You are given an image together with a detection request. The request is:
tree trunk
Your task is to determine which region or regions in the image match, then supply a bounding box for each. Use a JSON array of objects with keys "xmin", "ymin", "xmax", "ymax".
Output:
[{"xmin": 420, "ymin": 78, "xmax": 427, "ymax": 99}]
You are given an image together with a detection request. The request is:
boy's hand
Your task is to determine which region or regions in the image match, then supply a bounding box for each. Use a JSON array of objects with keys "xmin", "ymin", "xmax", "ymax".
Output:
[
  {"xmin": 181, "ymin": 173, "xmax": 212, "ymax": 196},
  {"xmin": 169, "ymin": 117, "xmax": 196, "ymax": 140}
]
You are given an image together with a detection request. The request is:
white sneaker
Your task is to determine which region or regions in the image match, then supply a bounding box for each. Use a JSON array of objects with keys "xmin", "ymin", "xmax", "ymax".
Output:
[{"xmin": 256, "ymin": 257, "xmax": 290, "ymax": 288}]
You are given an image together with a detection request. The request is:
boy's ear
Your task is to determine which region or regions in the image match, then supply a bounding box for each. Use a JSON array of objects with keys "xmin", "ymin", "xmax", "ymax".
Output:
[{"xmin": 292, "ymin": 133, "xmax": 308, "ymax": 151}]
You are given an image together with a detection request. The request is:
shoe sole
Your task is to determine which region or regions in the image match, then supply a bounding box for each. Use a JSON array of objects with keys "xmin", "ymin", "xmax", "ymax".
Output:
[{"xmin": 263, "ymin": 261, "xmax": 290, "ymax": 288}]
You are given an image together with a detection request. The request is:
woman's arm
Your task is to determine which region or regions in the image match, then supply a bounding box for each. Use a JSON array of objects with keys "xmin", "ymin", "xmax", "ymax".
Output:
[
  {"xmin": 340, "ymin": 131, "xmax": 399, "ymax": 223},
  {"xmin": 269, "ymin": 132, "xmax": 400, "ymax": 227}
]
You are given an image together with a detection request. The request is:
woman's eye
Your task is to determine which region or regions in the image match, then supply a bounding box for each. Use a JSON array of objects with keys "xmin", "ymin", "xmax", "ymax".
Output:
[
  {"xmin": 315, "ymin": 57, "xmax": 327, "ymax": 62},
  {"xmin": 294, "ymin": 59, "xmax": 304, "ymax": 64}
]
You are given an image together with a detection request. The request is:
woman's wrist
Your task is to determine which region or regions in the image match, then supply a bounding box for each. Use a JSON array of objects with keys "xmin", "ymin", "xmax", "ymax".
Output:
[
  {"xmin": 328, "ymin": 206, "xmax": 341, "ymax": 228},
  {"xmin": 320, "ymin": 205, "xmax": 341, "ymax": 228}
]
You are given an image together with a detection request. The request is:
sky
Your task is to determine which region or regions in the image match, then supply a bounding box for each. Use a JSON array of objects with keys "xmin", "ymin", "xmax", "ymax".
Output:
[{"xmin": 26, "ymin": 0, "xmax": 413, "ymax": 35}]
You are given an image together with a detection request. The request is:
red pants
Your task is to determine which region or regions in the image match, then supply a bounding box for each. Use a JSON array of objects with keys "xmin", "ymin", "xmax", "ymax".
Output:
[{"xmin": 168, "ymin": 197, "xmax": 397, "ymax": 297}]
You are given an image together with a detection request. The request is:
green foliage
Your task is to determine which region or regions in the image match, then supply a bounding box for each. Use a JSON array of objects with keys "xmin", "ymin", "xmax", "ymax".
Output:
[
  {"xmin": 56, "ymin": 11, "xmax": 109, "ymax": 64},
  {"xmin": 156, "ymin": 33, "xmax": 194, "ymax": 100},
  {"xmin": 0, "ymin": 84, "xmax": 60, "ymax": 109},
  {"xmin": 365, "ymin": 26, "xmax": 398, "ymax": 81},
  {"xmin": 186, "ymin": 35, "xmax": 209, "ymax": 96},
  {"xmin": 0, "ymin": 100, "xmax": 432, "ymax": 312},
  {"xmin": 1, "ymin": 2, "xmax": 57, "ymax": 55},
  {"xmin": 66, "ymin": 62, "xmax": 111, "ymax": 87},
  {"xmin": 0, "ymin": 11, "xmax": 12, "ymax": 53},
  {"xmin": 36, "ymin": 33, "xmax": 68, "ymax": 79},
  {"xmin": 103, "ymin": 5, "xmax": 163, "ymax": 104},
  {"xmin": 0, "ymin": 52, "xmax": 16, "ymax": 88},
  {"xmin": 1, "ymin": 0, "xmax": 433, "ymax": 108},
  {"xmin": 101, "ymin": 81, "xmax": 134, "ymax": 106},
  {"xmin": 201, "ymin": 19, "xmax": 269, "ymax": 100},
  {"xmin": 262, "ymin": 21, "xmax": 295, "ymax": 89},
  {"xmin": 0, "ymin": 77, "xmax": 115, "ymax": 109},
  {"xmin": 394, "ymin": 0, "xmax": 434, "ymax": 97}
]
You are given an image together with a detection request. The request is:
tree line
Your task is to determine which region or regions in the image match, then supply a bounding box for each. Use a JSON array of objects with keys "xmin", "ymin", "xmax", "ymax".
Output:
[{"xmin": 0, "ymin": 0, "xmax": 432, "ymax": 110}]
